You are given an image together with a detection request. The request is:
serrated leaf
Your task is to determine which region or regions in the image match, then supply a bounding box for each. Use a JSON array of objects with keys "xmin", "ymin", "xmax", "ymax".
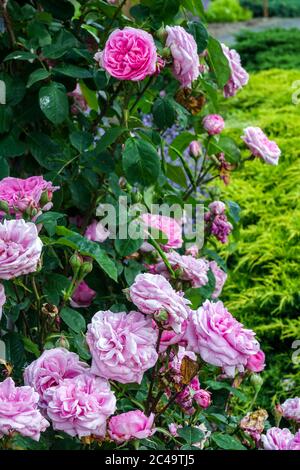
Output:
[
  {"xmin": 152, "ymin": 97, "xmax": 176, "ymax": 129},
  {"xmin": 188, "ymin": 21, "xmax": 208, "ymax": 53},
  {"xmin": 60, "ymin": 307, "xmax": 86, "ymax": 333},
  {"xmin": 207, "ymin": 36, "xmax": 231, "ymax": 89},
  {"xmin": 177, "ymin": 426, "xmax": 205, "ymax": 444},
  {"xmin": 39, "ymin": 82, "xmax": 68, "ymax": 124},
  {"xmin": 123, "ymin": 138, "xmax": 160, "ymax": 187},
  {"xmin": 53, "ymin": 64, "xmax": 92, "ymax": 79}
]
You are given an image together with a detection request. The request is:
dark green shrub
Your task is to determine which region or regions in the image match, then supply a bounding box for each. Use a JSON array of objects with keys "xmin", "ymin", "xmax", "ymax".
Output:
[
  {"xmin": 241, "ymin": 0, "xmax": 300, "ymax": 17},
  {"xmin": 234, "ymin": 28, "xmax": 300, "ymax": 71}
]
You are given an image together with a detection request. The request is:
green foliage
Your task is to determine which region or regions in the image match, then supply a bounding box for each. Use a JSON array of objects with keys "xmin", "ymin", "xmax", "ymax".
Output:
[
  {"xmin": 219, "ymin": 69, "xmax": 300, "ymax": 399},
  {"xmin": 240, "ymin": 0, "xmax": 300, "ymax": 17},
  {"xmin": 234, "ymin": 28, "xmax": 300, "ymax": 72},
  {"xmin": 206, "ymin": 0, "xmax": 252, "ymax": 23}
]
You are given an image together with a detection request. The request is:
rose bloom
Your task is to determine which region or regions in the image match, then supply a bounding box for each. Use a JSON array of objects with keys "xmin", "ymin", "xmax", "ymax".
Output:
[
  {"xmin": 281, "ymin": 397, "xmax": 300, "ymax": 423},
  {"xmin": 246, "ymin": 349, "xmax": 266, "ymax": 373},
  {"xmin": 24, "ymin": 347, "xmax": 89, "ymax": 408},
  {"xmin": 261, "ymin": 427, "xmax": 294, "ymax": 450},
  {"xmin": 194, "ymin": 388, "xmax": 212, "ymax": 409},
  {"xmin": 166, "ymin": 26, "xmax": 200, "ymax": 88},
  {"xmin": 46, "ymin": 373, "xmax": 116, "ymax": 438},
  {"xmin": 70, "ymin": 280, "xmax": 96, "ymax": 308},
  {"xmin": 241, "ymin": 127, "xmax": 281, "ymax": 165},
  {"xmin": 209, "ymin": 261, "xmax": 227, "ymax": 299},
  {"xmin": 221, "ymin": 44, "xmax": 249, "ymax": 98},
  {"xmin": 290, "ymin": 430, "xmax": 300, "ymax": 450},
  {"xmin": 185, "ymin": 300, "xmax": 260, "ymax": 376},
  {"xmin": 85, "ymin": 219, "xmax": 110, "ymax": 243},
  {"xmin": 0, "ymin": 176, "xmax": 59, "ymax": 215},
  {"xmin": 202, "ymin": 114, "xmax": 225, "ymax": 135},
  {"xmin": 141, "ymin": 213, "xmax": 183, "ymax": 251},
  {"xmin": 185, "ymin": 244, "xmax": 199, "ymax": 257},
  {"xmin": 0, "ymin": 219, "xmax": 43, "ymax": 280},
  {"xmin": 87, "ymin": 310, "xmax": 158, "ymax": 384},
  {"xmin": 208, "ymin": 201, "xmax": 226, "ymax": 215},
  {"xmin": 148, "ymin": 251, "xmax": 209, "ymax": 288},
  {"xmin": 0, "ymin": 283, "xmax": 5, "ymax": 320},
  {"xmin": 96, "ymin": 27, "xmax": 157, "ymax": 81},
  {"xmin": 129, "ymin": 273, "xmax": 190, "ymax": 334},
  {"xmin": 108, "ymin": 411, "xmax": 155, "ymax": 443},
  {"xmin": 159, "ymin": 322, "xmax": 187, "ymax": 353},
  {"xmin": 0, "ymin": 378, "xmax": 49, "ymax": 441}
]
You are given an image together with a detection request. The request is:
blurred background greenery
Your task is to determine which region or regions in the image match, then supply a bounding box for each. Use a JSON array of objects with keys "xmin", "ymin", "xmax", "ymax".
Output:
[{"xmin": 205, "ymin": 0, "xmax": 300, "ymax": 405}]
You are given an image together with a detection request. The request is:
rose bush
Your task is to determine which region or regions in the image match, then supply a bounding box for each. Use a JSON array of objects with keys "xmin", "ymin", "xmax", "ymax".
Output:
[{"xmin": 0, "ymin": 0, "xmax": 296, "ymax": 452}]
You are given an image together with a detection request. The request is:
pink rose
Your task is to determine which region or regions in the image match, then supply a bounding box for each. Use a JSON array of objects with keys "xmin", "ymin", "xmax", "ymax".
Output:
[
  {"xmin": 159, "ymin": 322, "xmax": 187, "ymax": 353},
  {"xmin": 85, "ymin": 219, "xmax": 110, "ymax": 243},
  {"xmin": 141, "ymin": 213, "xmax": 183, "ymax": 251},
  {"xmin": 46, "ymin": 373, "xmax": 116, "ymax": 438},
  {"xmin": 86, "ymin": 310, "xmax": 158, "ymax": 384},
  {"xmin": 24, "ymin": 347, "xmax": 89, "ymax": 408},
  {"xmin": 221, "ymin": 44, "xmax": 249, "ymax": 98},
  {"xmin": 205, "ymin": 202, "xmax": 233, "ymax": 244},
  {"xmin": 68, "ymin": 83, "xmax": 89, "ymax": 115},
  {"xmin": 185, "ymin": 244, "xmax": 199, "ymax": 257},
  {"xmin": 148, "ymin": 251, "xmax": 209, "ymax": 288},
  {"xmin": 194, "ymin": 389, "xmax": 212, "ymax": 409},
  {"xmin": 189, "ymin": 141, "xmax": 201, "ymax": 158},
  {"xmin": 281, "ymin": 397, "xmax": 300, "ymax": 423},
  {"xmin": 202, "ymin": 114, "xmax": 225, "ymax": 135},
  {"xmin": 96, "ymin": 27, "xmax": 157, "ymax": 81},
  {"xmin": 166, "ymin": 26, "xmax": 200, "ymax": 88},
  {"xmin": 0, "ymin": 378, "xmax": 49, "ymax": 441},
  {"xmin": 129, "ymin": 273, "xmax": 190, "ymax": 334},
  {"xmin": 185, "ymin": 300, "xmax": 260, "ymax": 376},
  {"xmin": 209, "ymin": 261, "xmax": 227, "ymax": 299},
  {"xmin": 241, "ymin": 127, "xmax": 281, "ymax": 165},
  {"xmin": 261, "ymin": 427, "xmax": 294, "ymax": 450},
  {"xmin": 108, "ymin": 411, "xmax": 155, "ymax": 443},
  {"xmin": 246, "ymin": 349, "xmax": 266, "ymax": 373},
  {"xmin": 0, "ymin": 219, "xmax": 43, "ymax": 280},
  {"xmin": 70, "ymin": 280, "xmax": 96, "ymax": 308},
  {"xmin": 0, "ymin": 283, "xmax": 5, "ymax": 320},
  {"xmin": 169, "ymin": 423, "xmax": 182, "ymax": 437},
  {"xmin": 289, "ymin": 430, "xmax": 300, "ymax": 450},
  {"xmin": 0, "ymin": 176, "xmax": 59, "ymax": 216}
]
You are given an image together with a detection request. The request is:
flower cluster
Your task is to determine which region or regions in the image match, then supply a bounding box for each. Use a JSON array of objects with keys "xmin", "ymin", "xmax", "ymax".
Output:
[{"xmin": 204, "ymin": 201, "xmax": 233, "ymax": 244}]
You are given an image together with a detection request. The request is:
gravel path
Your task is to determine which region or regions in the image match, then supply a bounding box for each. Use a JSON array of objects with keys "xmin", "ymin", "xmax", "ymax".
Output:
[{"xmin": 208, "ymin": 17, "xmax": 300, "ymax": 45}]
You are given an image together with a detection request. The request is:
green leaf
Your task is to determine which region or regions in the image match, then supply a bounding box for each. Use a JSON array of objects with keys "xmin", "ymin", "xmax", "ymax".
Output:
[
  {"xmin": 208, "ymin": 135, "xmax": 241, "ymax": 163},
  {"xmin": 123, "ymin": 138, "xmax": 160, "ymax": 187},
  {"xmin": 70, "ymin": 131, "xmax": 93, "ymax": 152},
  {"xmin": 39, "ymin": 82, "xmax": 69, "ymax": 124},
  {"xmin": 142, "ymin": 0, "xmax": 180, "ymax": 21},
  {"xmin": 0, "ymin": 133, "xmax": 26, "ymax": 158},
  {"xmin": 53, "ymin": 65, "xmax": 92, "ymax": 79},
  {"xmin": 182, "ymin": 0, "xmax": 205, "ymax": 17},
  {"xmin": 55, "ymin": 226, "xmax": 118, "ymax": 281},
  {"xmin": 115, "ymin": 237, "xmax": 143, "ymax": 257},
  {"xmin": 27, "ymin": 69, "xmax": 51, "ymax": 88},
  {"xmin": 10, "ymin": 434, "xmax": 49, "ymax": 451},
  {"xmin": 124, "ymin": 260, "xmax": 143, "ymax": 286},
  {"xmin": 3, "ymin": 332, "xmax": 26, "ymax": 372},
  {"xmin": 60, "ymin": 307, "xmax": 86, "ymax": 333},
  {"xmin": 44, "ymin": 273, "xmax": 71, "ymax": 305},
  {"xmin": 187, "ymin": 21, "xmax": 208, "ymax": 53},
  {"xmin": 166, "ymin": 163, "xmax": 187, "ymax": 187},
  {"xmin": 4, "ymin": 51, "xmax": 37, "ymax": 61},
  {"xmin": 152, "ymin": 97, "xmax": 177, "ymax": 129},
  {"xmin": 177, "ymin": 426, "xmax": 205, "ymax": 444},
  {"xmin": 27, "ymin": 132, "xmax": 65, "ymax": 170},
  {"xmin": 227, "ymin": 200, "xmax": 241, "ymax": 224},
  {"xmin": 42, "ymin": 29, "xmax": 79, "ymax": 59},
  {"xmin": 0, "ymin": 157, "xmax": 9, "ymax": 178},
  {"xmin": 21, "ymin": 336, "xmax": 40, "ymax": 358},
  {"xmin": 96, "ymin": 127, "xmax": 125, "ymax": 152},
  {"xmin": 168, "ymin": 131, "xmax": 196, "ymax": 161},
  {"xmin": 211, "ymin": 433, "xmax": 246, "ymax": 450},
  {"xmin": 73, "ymin": 333, "xmax": 91, "ymax": 361},
  {"xmin": 36, "ymin": 211, "xmax": 66, "ymax": 236},
  {"xmin": 207, "ymin": 36, "xmax": 231, "ymax": 89},
  {"xmin": 0, "ymin": 105, "xmax": 13, "ymax": 132}
]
